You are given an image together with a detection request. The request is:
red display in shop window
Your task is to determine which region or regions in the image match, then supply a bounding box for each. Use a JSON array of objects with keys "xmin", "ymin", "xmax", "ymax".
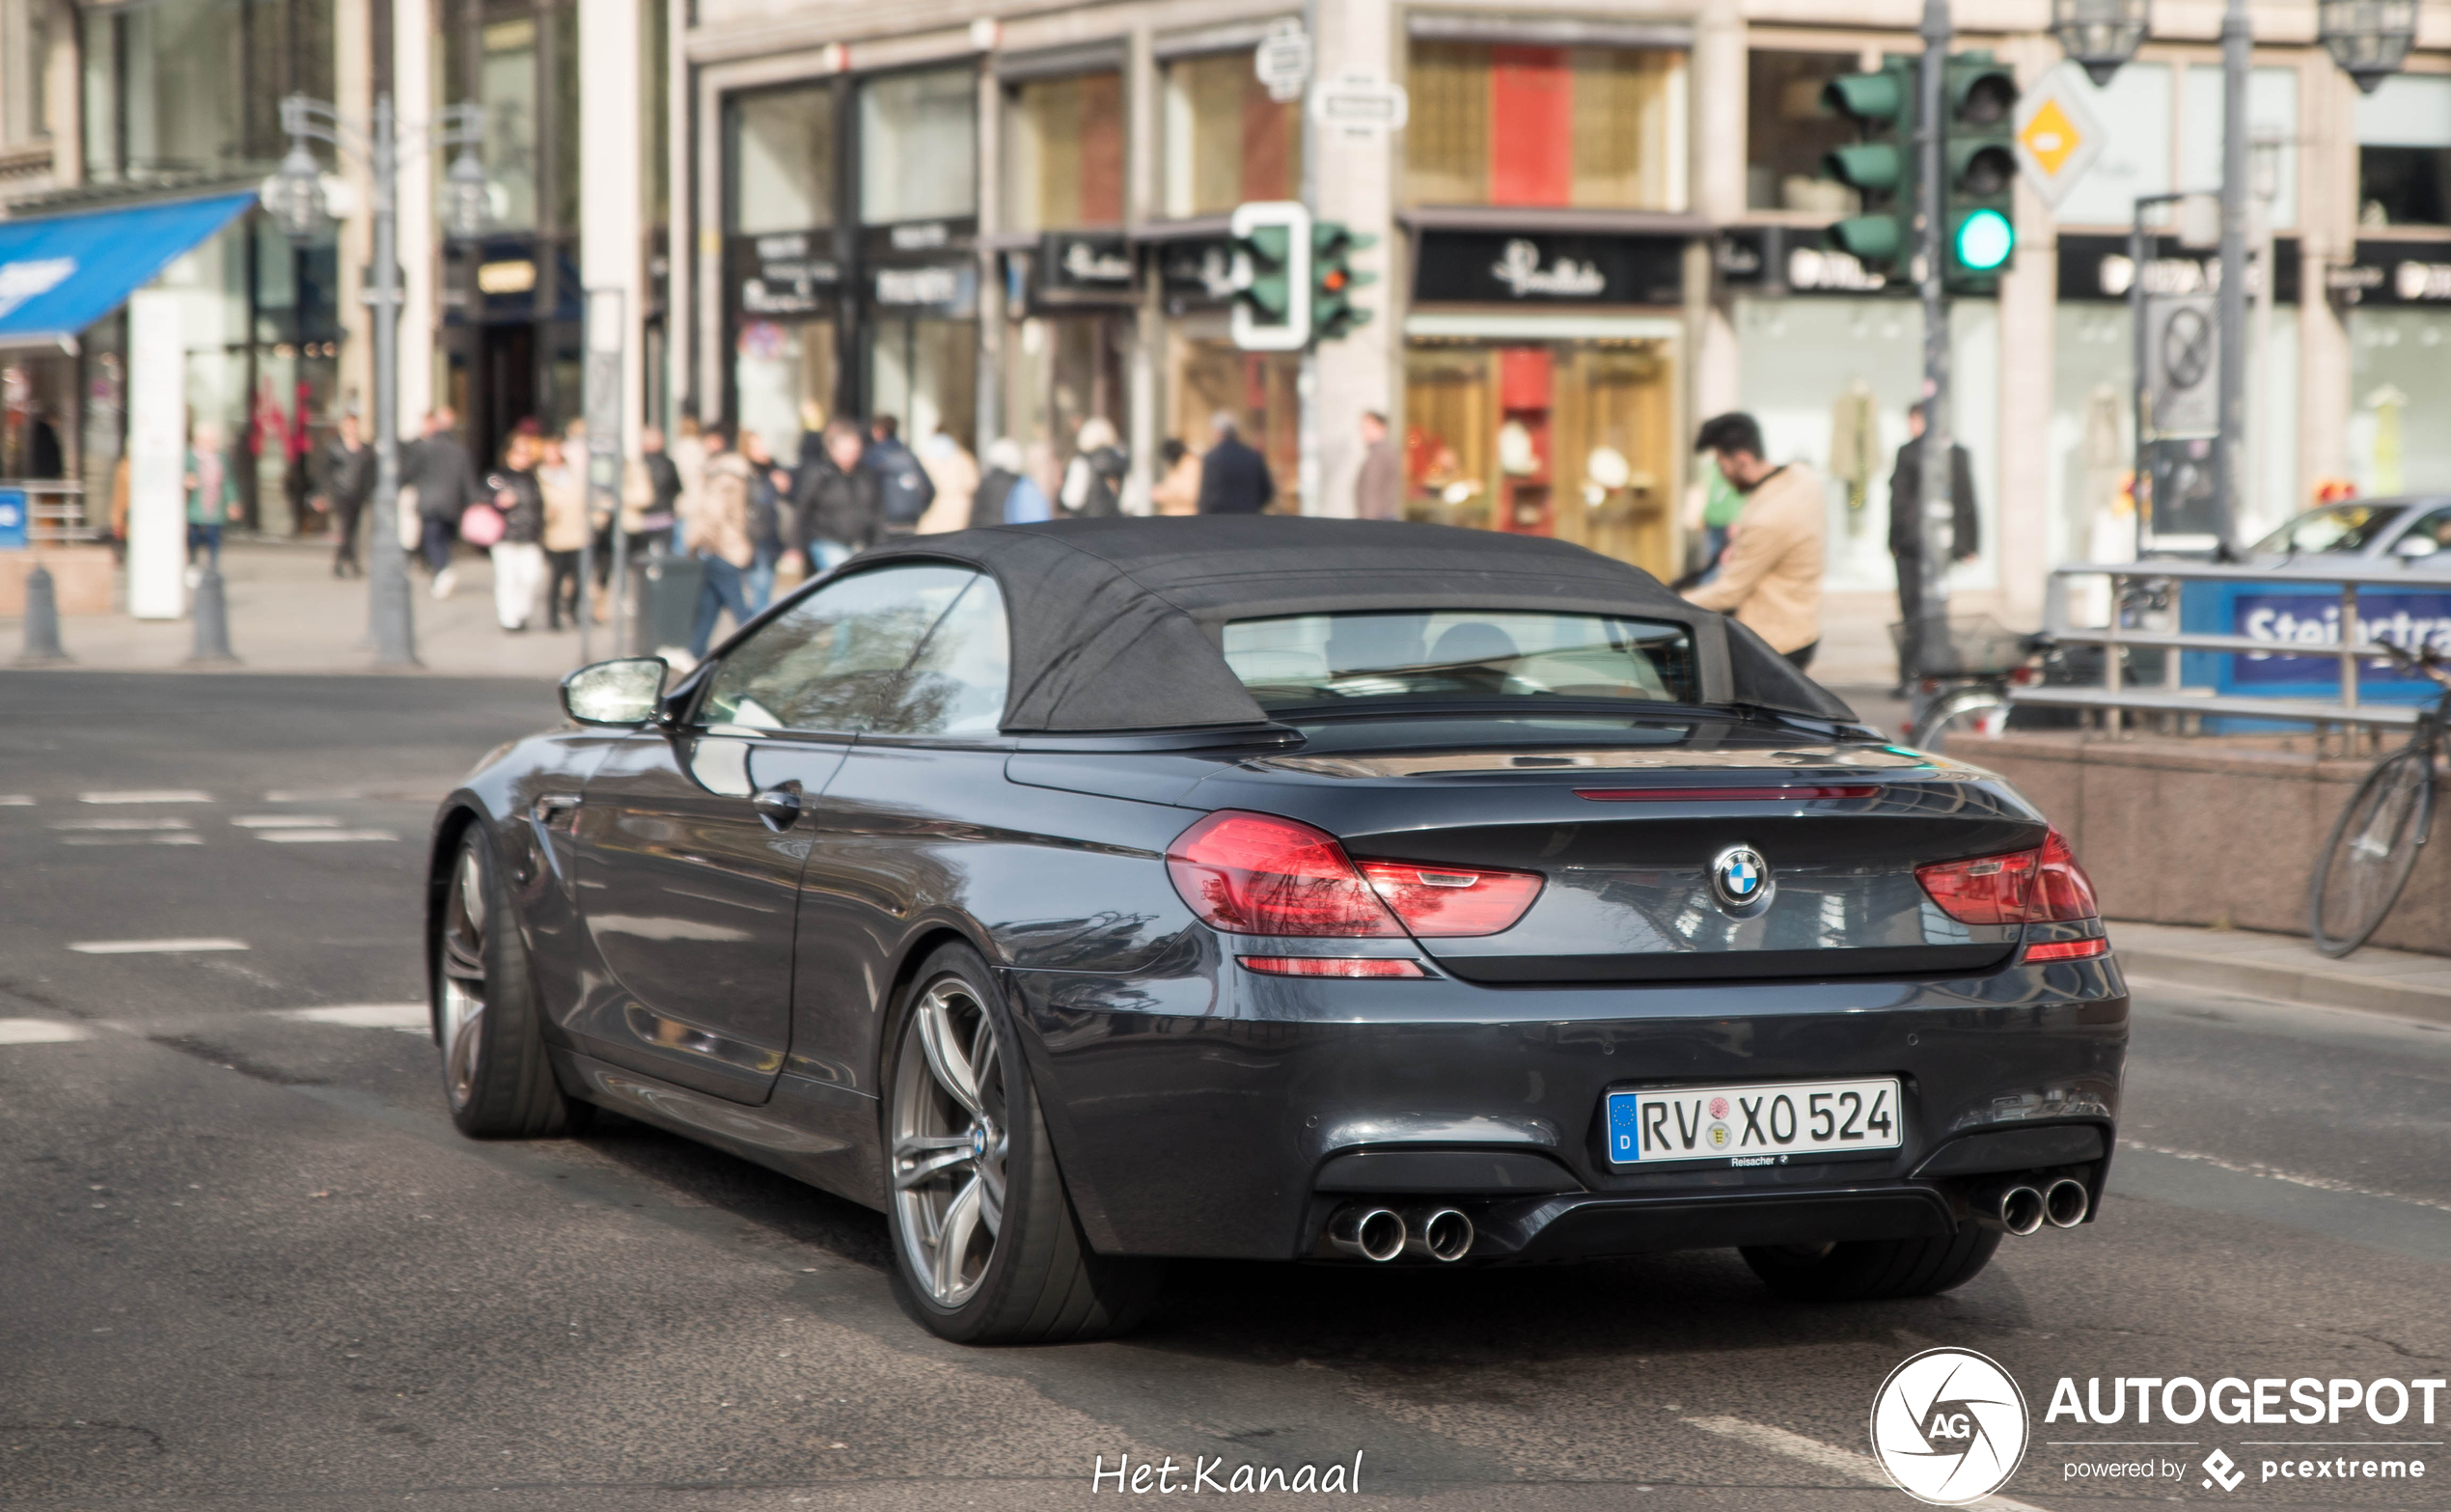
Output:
[{"xmin": 1497, "ymin": 347, "xmax": 1554, "ymax": 536}]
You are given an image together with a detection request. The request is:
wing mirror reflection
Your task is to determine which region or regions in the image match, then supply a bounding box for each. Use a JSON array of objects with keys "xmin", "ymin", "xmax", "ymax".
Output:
[
  {"xmin": 2393, "ymin": 534, "xmax": 2441, "ymax": 562},
  {"xmin": 561, "ymin": 657, "xmax": 670, "ymax": 727}
]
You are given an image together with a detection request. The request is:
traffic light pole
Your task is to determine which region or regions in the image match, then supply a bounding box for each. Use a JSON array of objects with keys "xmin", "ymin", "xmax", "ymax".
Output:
[
  {"xmin": 1912, "ymin": 0, "xmax": 1953, "ymax": 697},
  {"xmin": 2214, "ymin": 0, "xmax": 2249, "ymax": 560},
  {"xmin": 1297, "ymin": 0, "xmax": 1321, "ymax": 515}
]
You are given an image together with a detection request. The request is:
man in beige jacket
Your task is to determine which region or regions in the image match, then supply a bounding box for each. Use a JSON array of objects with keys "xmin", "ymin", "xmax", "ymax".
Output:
[
  {"xmin": 685, "ymin": 424, "xmax": 757, "ymax": 658},
  {"xmin": 1683, "ymin": 412, "xmax": 1827, "ymax": 671}
]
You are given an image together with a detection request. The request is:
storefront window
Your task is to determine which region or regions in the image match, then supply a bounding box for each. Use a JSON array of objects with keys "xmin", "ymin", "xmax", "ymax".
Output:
[
  {"xmin": 1, "ymin": 0, "xmax": 48, "ymax": 149},
  {"xmin": 2356, "ymin": 73, "xmax": 2451, "ymax": 228},
  {"xmin": 1170, "ymin": 339, "xmax": 1299, "ymax": 506},
  {"xmin": 1405, "ymin": 42, "xmax": 1684, "ymax": 210},
  {"xmin": 1161, "ymin": 50, "xmax": 1301, "ymax": 218},
  {"xmin": 870, "ymin": 316, "xmax": 977, "ymax": 451},
  {"xmin": 1747, "ymin": 51, "xmax": 1857, "ymax": 214},
  {"xmin": 79, "ymin": 0, "xmax": 334, "ymax": 182},
  {"xmin": 479, "ymin": 17, "xmax": 541, "ymax": 233},
  {"xmin": 2180, "ymin": 66, "xmax": 2298, "ymax": 231},
  {"xmin": 1005, "ymin": 314, "xmax": 1126, "ymax": 461},
  {"xmin": 731, "ymin": 84, "xmax": 836, "ymax": 235},
  {"xmin": 1004, "ymin": 72, "xmax": 1124, "ymax": 233},
  {"xmin": 737, "ymin": 319, "xmax": 836, "ymax": 462},
  {"xmin": 860, "ymin": 67, "xmax": 978, "ymax": 225},
  {"xmin": 2350, "ymin": 310, "xmax": 2451, "ymax": 494}
]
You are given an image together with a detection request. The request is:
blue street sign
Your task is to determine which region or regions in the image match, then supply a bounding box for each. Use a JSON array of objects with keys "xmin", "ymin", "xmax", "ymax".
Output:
[{"xmin": 0, "ymin": 488, "xmax": 28, "ymax": 550}]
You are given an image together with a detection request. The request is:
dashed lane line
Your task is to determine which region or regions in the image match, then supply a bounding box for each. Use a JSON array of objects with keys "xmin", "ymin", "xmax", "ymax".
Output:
[
  {"xmin": 68, "ymin": 938, "xmax": 249, "ymax": 954},
  {"xmin": 1684, "ymin": 1415, "xmax": 2053, "ymax": 1512},
  {"xmin": 0, "ymin": 795, "xmax": 32, "ymax": 807},
  {"xmin": 0, "ymin": 1019, "xmax": 92, "ymax": 1044},
  {"xmin": 52, "ymin": 817, "xmax": 195, "ymax": 831},
  {"xmin": 76, "ymin": 789, "xmax": 214, "ymax": 805},
  {"xmin": 231, "ymin": 814, "xmax": 340, "ymax": 829},
  {"xmin": 277, "ymin": 1003, "xmax": 428, "ymax": 1033},
  {"xmin": 61, "ymin": 834, "xmax": 206, "ymax": 847},
  {"xmin": 255, "ymin": 829, "xmax": 399, "ymax": 843}
]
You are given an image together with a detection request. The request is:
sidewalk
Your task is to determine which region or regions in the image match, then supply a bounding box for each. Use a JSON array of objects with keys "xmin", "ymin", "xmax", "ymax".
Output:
[
  {"xmin": 2110, "ymin": 919, "xmax": 2451, "ymax": 1026},
  {"xmin": 1, "ymin": 539, "xmax": 635, "ymax": 680}
]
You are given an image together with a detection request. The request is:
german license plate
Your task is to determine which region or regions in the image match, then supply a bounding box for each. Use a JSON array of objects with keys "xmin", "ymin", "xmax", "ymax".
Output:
[{"xmin": 1605, "ymin": 1078, "xmax": 1903, "ymax": 1167}]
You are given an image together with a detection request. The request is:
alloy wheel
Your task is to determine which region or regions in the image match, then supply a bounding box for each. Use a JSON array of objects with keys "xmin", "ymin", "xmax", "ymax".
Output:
[
  {"xmin": 891, "ymin": 977, "xmax": 1009, "ymax": 1308},
  {"xmin": 438, "ymin": 844, "xmax": 489, "ymax": 1110}
]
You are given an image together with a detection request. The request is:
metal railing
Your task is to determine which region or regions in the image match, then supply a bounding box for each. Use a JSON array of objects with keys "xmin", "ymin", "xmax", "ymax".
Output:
[
  {"xmin": 2015, "ymin": 558, "xmax": 2440, "ymax": 736},
  {"xmin": 0, "ymin": 480, "xmax": 96, "ymax": 545}
]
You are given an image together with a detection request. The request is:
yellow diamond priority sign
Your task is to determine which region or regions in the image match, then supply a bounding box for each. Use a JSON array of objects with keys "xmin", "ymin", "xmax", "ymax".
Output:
[{"xmin": 2012, "ymin": 64, "xmax": 2106, "ymax": 209}]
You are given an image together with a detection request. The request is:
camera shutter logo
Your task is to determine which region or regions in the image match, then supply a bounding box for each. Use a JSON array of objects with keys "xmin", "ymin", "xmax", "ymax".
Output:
[{"xmin": 1869, "ymin": 1348, "xmax": 2030, "ymax": 1505}]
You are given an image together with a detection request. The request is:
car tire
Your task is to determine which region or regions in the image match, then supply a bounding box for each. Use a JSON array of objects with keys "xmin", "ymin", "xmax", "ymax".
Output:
[
  {"xmin": 1737, "ymin": 1223, "xmax": 2001, "ymax": 1303},
  {"xmin": 433, "ymin": 827, "xmax": 592, "ymax": 1140},
  {"xmin": 882, "ymin": 943, "xmax": 1162, "ymax": 1345}
]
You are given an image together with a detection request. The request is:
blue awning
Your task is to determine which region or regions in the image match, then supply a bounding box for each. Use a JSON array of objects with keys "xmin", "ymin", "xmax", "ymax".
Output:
[{"xmin": 0, "ymin": 192, "xmax": 258, "ymax": 350}]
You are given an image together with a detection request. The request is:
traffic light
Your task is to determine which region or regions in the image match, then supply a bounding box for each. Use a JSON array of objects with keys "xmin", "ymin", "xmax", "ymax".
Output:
[
  {"xmin": 1820, "ymin": 57, "xmax": 1915, "ymax": 276},
  {"xmin": 1311, "ymin": 221, "xmax": 1376, "ymax": 342},
  {"xmin": 1943, "ymin": 51, "xmax": 2020, "ymax": 293},
  {"xmin": 1228, "ymin": 201, "xmax": 1311, "ymax": 351}
]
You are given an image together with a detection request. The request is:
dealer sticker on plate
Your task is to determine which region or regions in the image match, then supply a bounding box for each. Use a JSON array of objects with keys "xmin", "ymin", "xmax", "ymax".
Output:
[{"xmin": 1606, "ymin": 1078, "xmax": 1902, "ymax": 1167}]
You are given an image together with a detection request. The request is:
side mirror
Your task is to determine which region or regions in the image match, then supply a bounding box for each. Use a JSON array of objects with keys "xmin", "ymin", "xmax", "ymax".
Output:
[
  {"xmin": 2394, "ymin": 534, "xmax": 2441, "ymax": 561},
  {"xmin": 561, "ymin": 657, "xmax": 669, "ymax": 726}
]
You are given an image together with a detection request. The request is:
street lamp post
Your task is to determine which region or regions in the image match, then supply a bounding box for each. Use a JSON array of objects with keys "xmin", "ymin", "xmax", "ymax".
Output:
[
  {"xmin": 2048, "ymin": 0, "xmax": 2152, "ymax": 87},
  {"xmin": 2319, "ymin": 0, "xmax": 2419, "ymax": 96},
  {"xmin": 263, "ymin": 94, "xmax": 487, "ymax": 668}
]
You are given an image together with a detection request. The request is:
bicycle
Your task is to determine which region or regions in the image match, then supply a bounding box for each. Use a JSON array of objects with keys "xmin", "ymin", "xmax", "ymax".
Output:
[
  {"xmin": 2306, "ymin": 638, "xmax": 2451, "ymax": 958},
  {"xmin": 1895, "ymin": 617, "xmax": 2057, "ymax": 754}
]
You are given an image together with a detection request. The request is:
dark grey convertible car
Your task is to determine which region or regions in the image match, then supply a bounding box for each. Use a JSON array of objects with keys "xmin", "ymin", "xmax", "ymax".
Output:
[{"xmin": 427, "ymin": 518, "xmax": 2124, "ymax": 1344}]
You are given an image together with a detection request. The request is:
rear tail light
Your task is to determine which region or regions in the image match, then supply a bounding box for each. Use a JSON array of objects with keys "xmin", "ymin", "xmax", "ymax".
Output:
[
  {"xmin": 1238, "ymin": 955, "xmax": 1428, "ymax": 977},
  {"xmin": 1914, "ymin": 827, "xmax": 2101, "ymax": 925},
  {"xmin": 1356, "ymin": 861, "xmax": 1543, "ymax": 938},
  {"xmin": 1167, "ymin": 811, "xmax": 1404, "ymax": 937},
  {"xmin": 1166, "ymin": 811, "xmax": 1544, "ymax": 939}
]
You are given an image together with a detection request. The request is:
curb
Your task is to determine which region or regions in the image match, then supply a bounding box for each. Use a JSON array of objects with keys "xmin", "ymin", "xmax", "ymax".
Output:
[{"xmin": 2117, "ymin": 946, "xmax": 2451, "ymax": 1028}]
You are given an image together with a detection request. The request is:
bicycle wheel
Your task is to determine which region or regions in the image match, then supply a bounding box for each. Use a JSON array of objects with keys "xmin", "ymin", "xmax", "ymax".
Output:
[
  {"xmin": 2308, "ymin": 746, "xmax": 2437, "ymax": 957},
  {"xmin": 1909, "ymin": 689, "xmax": 2011, "ymax": 755}
]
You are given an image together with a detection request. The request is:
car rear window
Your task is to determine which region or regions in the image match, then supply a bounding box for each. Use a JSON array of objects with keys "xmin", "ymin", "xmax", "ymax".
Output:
[
  {"xmin": 1221, "ymin": 610, "xmax": 1698, "ymax": 711},
  {"xmin": 2254, "ymin": 504, "xmax": 2407, "ymax": 556}
]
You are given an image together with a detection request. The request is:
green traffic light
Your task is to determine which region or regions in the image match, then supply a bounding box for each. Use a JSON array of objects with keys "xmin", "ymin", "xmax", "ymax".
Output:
[{"xmin": 1954, "ymin": 208, "xmax": 2015, "ymax": 272}]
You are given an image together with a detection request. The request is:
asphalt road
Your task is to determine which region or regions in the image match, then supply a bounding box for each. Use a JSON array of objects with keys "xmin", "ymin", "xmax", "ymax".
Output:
[{"xmin": 1, "ymin": 673, "xmax": 2444, "ymax": 1512}]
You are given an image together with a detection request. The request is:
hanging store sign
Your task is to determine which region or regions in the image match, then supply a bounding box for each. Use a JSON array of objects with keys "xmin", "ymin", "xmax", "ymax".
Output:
[
  {"xmin": 2058, "ymin": 234, "xmax": 2301, "ymax": 305},
  {"xmin": 1035, "ymin": 233, "xmax": 1137, "ymax": 305},
  {"xmin": 871, "ymin": 261, "xmax": 978, "ymax": 317},
  {"xmin": 1159, "ymin": 238, "xmax": 1240, "ymax": 313},
  {"xmin": 725, "ymin": 232, "xmax": 840, "ymax": 319},
  {"xmin": 1414, "ymin": 230, "xmax": 1683, "ymax": 306},
  {"xmin": 1715, "ymin": 227, "xmax": 1900, "ymax": 298},
  {"xmin": 2327, "ymin": 239, "xmax": 2451, "ymax": 305}
]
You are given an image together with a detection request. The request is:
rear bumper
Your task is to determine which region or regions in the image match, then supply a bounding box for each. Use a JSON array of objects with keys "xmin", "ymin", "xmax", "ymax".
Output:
[{"xmin": 1005, "ymin": 940, "xmax": 2127, "ymax": 1261}]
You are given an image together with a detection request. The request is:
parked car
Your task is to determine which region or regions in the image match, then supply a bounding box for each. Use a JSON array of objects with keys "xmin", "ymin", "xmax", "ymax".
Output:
[
  {"xmin": 426, "ymin": 517, "xmax": 2127, "ymax": 1344},
  {"xmin": 2247, "ymin": 497, "xmax": 2451, "ymax": 571}
]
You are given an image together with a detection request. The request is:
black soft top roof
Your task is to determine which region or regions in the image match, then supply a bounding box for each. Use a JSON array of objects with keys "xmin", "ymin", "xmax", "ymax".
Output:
[{"xmin": 852, "ymin": 517, "xmax": 1856, "ymax": 732}]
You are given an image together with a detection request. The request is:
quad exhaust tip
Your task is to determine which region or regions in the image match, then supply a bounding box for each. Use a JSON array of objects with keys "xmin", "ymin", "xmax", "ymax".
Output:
[
  {"xmin": 1329, "ymin": 1205, "xmax": 1406, "ymax": 1263},
  {"xmin": 1401, "ymin": 1206, "xmax": 1474, "ymax": 1263},
  {"xmin": 2044, "ymin": 1177, "xmax": 2090, "ymax": 1228}
]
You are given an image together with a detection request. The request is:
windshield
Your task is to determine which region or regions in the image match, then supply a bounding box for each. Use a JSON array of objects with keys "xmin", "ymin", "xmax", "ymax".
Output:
[
  {"xmin": 1221, "ymin": 610, "xmax": 1698, "ymax": 711},
  {"xmin": 2253, "ymin": 504, "xmax": 2407, "ymax": 556}
]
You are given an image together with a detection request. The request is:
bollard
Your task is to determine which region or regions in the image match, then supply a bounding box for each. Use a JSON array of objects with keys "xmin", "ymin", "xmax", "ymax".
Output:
[
  {"xmin": 184, "ymin": 564, "xmax": 240, "ymax": 666},
  {"xmin": 14, "ymin": 561, "xmax": 71, "ymax": 666}
]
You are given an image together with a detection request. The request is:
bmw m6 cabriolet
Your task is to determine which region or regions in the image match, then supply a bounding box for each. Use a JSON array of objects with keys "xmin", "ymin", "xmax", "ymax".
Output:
[{"xmin": 427, "ymin": 517, "xmax": 2125, "ymax": 1344}]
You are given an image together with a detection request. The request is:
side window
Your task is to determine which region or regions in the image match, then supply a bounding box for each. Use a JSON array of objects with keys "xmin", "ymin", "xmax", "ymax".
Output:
[
  {"xmin": 871, "ymin": 575, "xmax": 1010, "ymax": 736},
  {"xmin": 2402, "ymin": 507, "xmax": 2451, "ymax": 556},
  {"xmin": 701, "ymin": 564, "xmax": 980, "ymax": 732}
]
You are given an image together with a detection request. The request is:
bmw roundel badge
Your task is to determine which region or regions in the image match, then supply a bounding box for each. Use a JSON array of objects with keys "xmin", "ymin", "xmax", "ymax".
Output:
[{"xmin": 1710, "ymin": 844, "xmax": 1772, "ymax": 911}]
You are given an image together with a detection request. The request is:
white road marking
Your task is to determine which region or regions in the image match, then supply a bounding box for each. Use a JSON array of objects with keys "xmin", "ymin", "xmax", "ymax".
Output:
[
  {"xmin": 256, "ymin": 829, "xmax": 399, "ymax": 844},
  {"xmin": 61, "ymin": 834, "xmax": 206, "ymax": 847},
  {"xmin": 1685, "ymin": 1416, "xmax": 2052, "ymax": 1512},
  {"xmin": 232, "ymin": 815, "xmax": 340, "ymax": 829},
  {"xmin": 0, "ymin": 1019, "xmax": 92, "ymax": 1044},
  {"xmin": 2130, "ymin": 1142, "xmax": 2451, "ymax": 1216},
  {"xmin": 53, "ymin": 817, "xmax": 196, "ymax": 831},
  {"xmin": 262, "ymin": 788, "xmax": 362, "ymax": 803},
  {"xmin": 69, "ymin": 938, "xmax": 249, "ymax": 954},
  {"xmin": 77, "ymin": 789, "xmax": 214, "ymax": 805},
  {"xmin": 0, "ymin": 795, "xmax": 34, "ymax": 807},
  {"xmin": 278, "ymin": 1003, "xmax": 428, "ymax": 1033}
]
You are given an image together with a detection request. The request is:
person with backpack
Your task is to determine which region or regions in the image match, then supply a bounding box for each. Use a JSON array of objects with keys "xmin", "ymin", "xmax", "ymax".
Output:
[
  {"xmin": 791, "ymin": 418, "xmax": 882, "ymax": 571},
  {"xmin": 1059, "ymin": 417, "xmax": 1129, "ymax": 518},
  {"xmin": 862, "ymin": 414, "xmax": 935, "ymax": 537}
]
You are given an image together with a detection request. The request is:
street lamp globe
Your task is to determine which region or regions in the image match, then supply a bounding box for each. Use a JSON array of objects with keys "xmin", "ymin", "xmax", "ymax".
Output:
[
  {"xmin": 2319, "ymin": 0, "xmax": 2417, "ymax": 95},
  {"xmin": 261, "ymin": 143, "xmax": 328, "ymax": 244},
  {"xmin": 2050, "ymin": 0, "xmax": 2151, "ymax": 87},
  {"xmin": 442, "ymin": 149, "xmax": 492, "ymax": 240}
]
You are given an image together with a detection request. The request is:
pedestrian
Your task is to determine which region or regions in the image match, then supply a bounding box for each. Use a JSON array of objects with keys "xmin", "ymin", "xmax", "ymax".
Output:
[
  {"xmin": 863, "ymin": 414, "xmax": 936, "ymax": 536},
  {"xmin": 1196, "ymin": 411, "xmax": 1274, "ymax": 514},
  {"xmin": 1059, "ymin": 417, "xmax": 1129, "ymax": 518},
  {"xmin": 793, "ymin": 418, "xmax": 882, "ymax": 572},
  {"xmin": 183, "ymin": 420, "xmax": 241, "ymax": 582},
  {"xmin": 538, "ymin": 433, "xmax": 591, "ymax": 630},
  {"xmin": 485, "ymin": 430, "xmax": 548, "ymax": 632},
  {"xmin": 915, "ymin": 429, "xmax": 979, "ymax": 534},
  {"xmin": 1681, "ymin": 412, "xmax": 1828, "ymax": 672},
  {"xmin": 639, "ymin": 424, "xmax": 682, "ymax": 554},
  {"xmin": 686, "ymin": 423, "xmax": 757, "ymax": 658},
  {"xmin": 318, "ymin": 411, "xmax": 374, "ymax": 578},
  {"xmin": 1150, "ymin": 437, "xmax": 1201, "ymax": 516},
  {"xmin": 742, "ymin": 429, "xmax": 790, "ymax": 612},
  {"xmin": 1887, "ymin": 401, "xmax": 1980, "ymax": 683},
  {"xmin": 1683, "ymin": 452, "xmax": 1745, "ymax": 585},
  {"xmin": 1354, "ymin": 409, "xmax": 1401, "ymax": 520},
  {"xmin": 400, "ymin": 407, "xmax": 483, "ymax": 599},
  {"xmin": 26, "ymin": 405, "xmax": 64, "ymax": 480}
]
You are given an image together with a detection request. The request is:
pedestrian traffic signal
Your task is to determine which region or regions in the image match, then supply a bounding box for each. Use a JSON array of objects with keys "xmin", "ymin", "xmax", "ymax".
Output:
[
  {"xmin": 1821, "ymin": 58, "xmax": 1915, "ymax": 275},
  {"xmin": 1228, "ymin": 201, "xmax": 1311, "ymax": 352},
  {"xmin": 1944, "ymin": 52, "xmax": 2020, "ymax": 292},
  {"xmin": 1311, "ymin": 221, "xmax": 1376, "ymax": 342}
]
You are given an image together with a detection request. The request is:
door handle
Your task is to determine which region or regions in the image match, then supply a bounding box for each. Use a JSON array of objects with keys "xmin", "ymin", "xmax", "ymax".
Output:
[
  {"xmin": 531, "ymin": 794, "xmax": 581, "ymax": 831},
  {"xmin": 752, "ymin": 783, "xmax": 804, "ymax": 831}
]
